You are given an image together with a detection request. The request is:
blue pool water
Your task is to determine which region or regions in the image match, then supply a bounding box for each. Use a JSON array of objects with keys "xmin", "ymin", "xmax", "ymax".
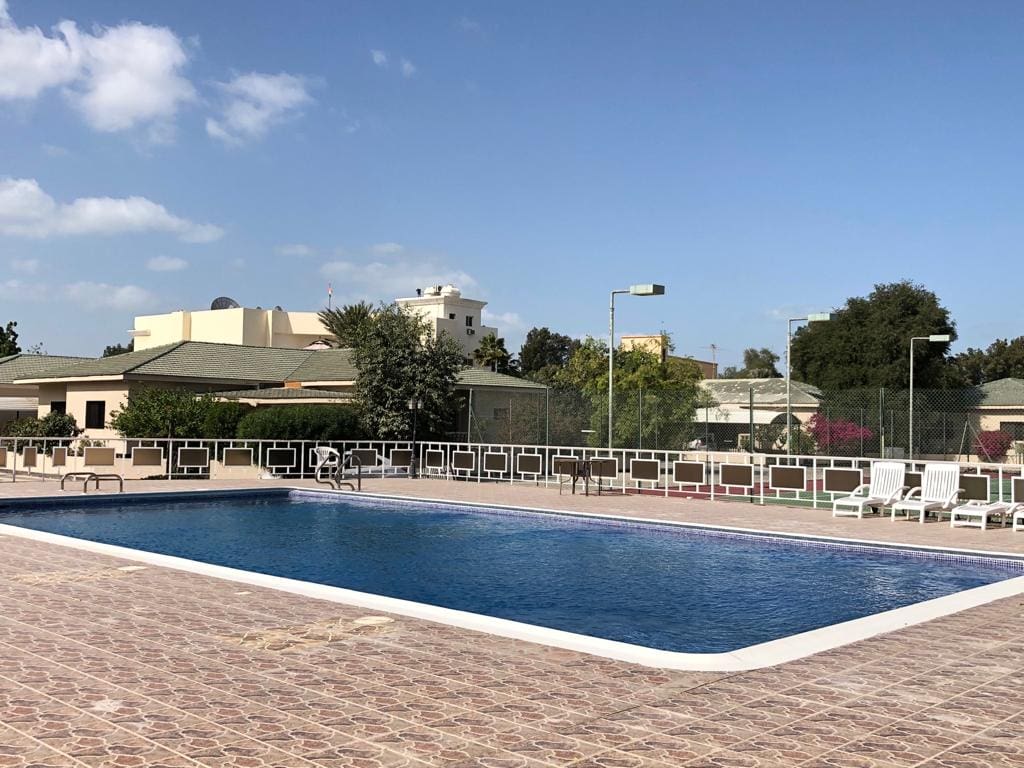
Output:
[{"xmin": 1, "ymin": 491, "xmax": 1019, "ymax": 653}]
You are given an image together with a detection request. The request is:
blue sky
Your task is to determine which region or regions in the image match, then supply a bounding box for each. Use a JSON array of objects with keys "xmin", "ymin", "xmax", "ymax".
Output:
[{"xmin": 1, "ymin": 1, "xmax": 1022, "ymax": 365}]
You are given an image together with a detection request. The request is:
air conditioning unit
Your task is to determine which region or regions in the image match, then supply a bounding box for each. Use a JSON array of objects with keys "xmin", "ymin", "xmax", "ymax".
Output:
[{"xmin": 466, "ymin": 328, "xmax": 475, "ymax": 336}]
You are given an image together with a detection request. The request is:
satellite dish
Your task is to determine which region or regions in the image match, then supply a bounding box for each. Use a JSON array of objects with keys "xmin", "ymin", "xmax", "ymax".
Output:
[
  {"xmin": 273, "ymin": 305, "xmax": 283, "ymax": 311},
  {"xmin": 210, "ymin": 296, "xmax": 241, "ymax": 310}
]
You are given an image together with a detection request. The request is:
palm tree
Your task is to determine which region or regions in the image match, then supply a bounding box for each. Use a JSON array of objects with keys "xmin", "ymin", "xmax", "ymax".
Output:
[
  {"xmin": 318, "ymin": 301, "xmax": 375, "ymax": 347},
  {"xmin": 473, "ymin": 333, "xmax": 512, "ymax": 373}
]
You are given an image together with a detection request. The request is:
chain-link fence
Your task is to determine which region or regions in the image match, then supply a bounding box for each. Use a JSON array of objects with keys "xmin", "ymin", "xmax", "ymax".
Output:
[{"xmin": 458, "ymin": 384, "xmax": 1024, "ymax": 461}]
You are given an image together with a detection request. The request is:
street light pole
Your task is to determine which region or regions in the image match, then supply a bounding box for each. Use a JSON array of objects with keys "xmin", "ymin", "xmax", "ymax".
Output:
[
  {"xmin": 908, "ymin": 334, "xmax": 951, "ymax": 460},
  {"xmin": 608, "ymin": 284, "xmax": 665, "ymax": 450},
  {"xmin": 786, "ymin": 313, "xmax": 833, "ymax": 455}
]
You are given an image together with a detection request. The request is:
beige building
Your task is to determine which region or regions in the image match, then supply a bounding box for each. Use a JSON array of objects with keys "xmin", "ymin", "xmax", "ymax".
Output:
[
  {"xmin": 395, "ymin": 285, "xmax": 498, "ymax": 358},
  {"xmin": 131, "ymin": 304, "xmax": 327, "ymax": 351},
  {"xmin": 620, "ymin": 334, "xmax": 718, "ymax": 379}
]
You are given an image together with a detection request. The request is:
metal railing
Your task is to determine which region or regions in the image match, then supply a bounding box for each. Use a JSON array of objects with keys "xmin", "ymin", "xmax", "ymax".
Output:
[{"xmin": 3, "ymin": 435, "xmax": 1023, "ymax": 510}]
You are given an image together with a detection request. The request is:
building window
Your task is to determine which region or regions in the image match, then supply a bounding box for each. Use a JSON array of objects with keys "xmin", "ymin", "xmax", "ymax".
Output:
[
  {"xmin": 50, "ymin": 401, "xmax": 66, "ymax": 415},
  {"xmin": 448, "ymin": 313, "xmax": 456, "ymax": 320},
  {"xmin": 1000, "ymin": 422, "xmax": 1024, "ymax": 439},
  {"xmin": 465, "ymin": 315, "xmax": 473, "ymax": 327},
  {"xmin": 85, "ymin": 401, "xmax": 106, "ymax": 429}
]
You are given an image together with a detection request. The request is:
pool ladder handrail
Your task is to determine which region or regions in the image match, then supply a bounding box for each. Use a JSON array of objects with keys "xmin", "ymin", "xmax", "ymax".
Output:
[
  {"xmin": 60, "ymin": 471, "xmax": 124, "ymax": 493},
  {"xmin": 313, "ymin": 448, "xmax": 361, "ymax": 491}
]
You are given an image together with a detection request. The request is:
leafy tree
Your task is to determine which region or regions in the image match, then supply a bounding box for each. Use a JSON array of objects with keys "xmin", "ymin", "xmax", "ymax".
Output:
[
  {"xmin": 110, "ymin": 388, "xmax": 215, "ymax": 438},
  {"xmin": 472, "ymin": 333, "xmax": 513, "ymax": 373},
  {"xmin": 947, "ymin": 337, "xmax": 1024, "ymax": 386},
  {"xmin": 235, "ymin": 405, "xmax": 363, "ymax": 441},
  {"xmin": 318, "ymin": 301, "xmax": 375, "ymax": 347},
  {"xmin": 519, "ymin": 327, "xmax": 580, "ymax": 378},
  {"xmin": 102, "ymin": 340, "xmax": 135, "ymax": 357},
  {"xmin": 790, "ymin": 281, "xmax": 955, "ymax": 389},
  {"xmin": 353, "ymin": 304, "xmax": 464, "ymax": 440},
  {"xmin": 721, "ymin": 348, "xmax": 781, "ymax": 378},
  {"xmin": 1, "ymin": 412, "xmax": 81, "ymax": 438},
  {"xmin": 0, "ymin": 321, "xmax": 21, "ymax": 357}
]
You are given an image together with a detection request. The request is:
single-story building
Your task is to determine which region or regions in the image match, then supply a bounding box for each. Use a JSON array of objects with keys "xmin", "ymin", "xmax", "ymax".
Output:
[
  {"xmin": 0, "ymin": 353, "xmax": 94, "ymax": 429},
  {"xmin": 13, "ymin": 341, "xmax": 546, "ymax": 439}
]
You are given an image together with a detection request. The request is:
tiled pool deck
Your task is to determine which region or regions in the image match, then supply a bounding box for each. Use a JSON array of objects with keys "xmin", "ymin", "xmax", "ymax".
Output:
[{"xmin": 1, "ymin": 478, "xmax": 1023, "ymax": 767}]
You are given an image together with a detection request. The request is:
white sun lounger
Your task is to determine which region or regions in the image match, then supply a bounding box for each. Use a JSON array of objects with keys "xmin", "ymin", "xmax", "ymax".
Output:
[
  {"xmin": 833, "ymin": 461, "xmax": 906, "ymax": 518},
  {"xmin": 950, "ymin": 500, "xmax": 1020, "ymax": 530},
  {"xmin": 891, "ymin": 463, "xmax": 962, "ymax": 523}
]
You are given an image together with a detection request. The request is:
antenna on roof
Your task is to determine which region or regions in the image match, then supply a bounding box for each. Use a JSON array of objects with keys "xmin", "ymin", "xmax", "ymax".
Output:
[{"xmin": 210, "ymin": 296, "xmax": 241, "ymax": 310}]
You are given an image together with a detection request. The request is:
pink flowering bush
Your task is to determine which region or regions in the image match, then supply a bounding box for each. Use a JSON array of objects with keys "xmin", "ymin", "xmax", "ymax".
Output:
[
  {"xmin": 973, "ymin": 430, "xmax": 1013, "ymax": 462},
  {"xmin": 808, "ymin": 414, "xmax": 874, "ymax": 455}
]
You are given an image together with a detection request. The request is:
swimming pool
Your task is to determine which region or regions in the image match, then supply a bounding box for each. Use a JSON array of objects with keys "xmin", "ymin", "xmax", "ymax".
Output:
[{"xmin": 2, "ymin": 489, "xmax": 1020, "ymax": 658}]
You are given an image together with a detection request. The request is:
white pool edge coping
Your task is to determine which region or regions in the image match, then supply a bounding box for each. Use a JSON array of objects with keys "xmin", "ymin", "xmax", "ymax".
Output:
[{"xmin": 0, "ymin": 485, "xmax": 1021, "ymax": 672}]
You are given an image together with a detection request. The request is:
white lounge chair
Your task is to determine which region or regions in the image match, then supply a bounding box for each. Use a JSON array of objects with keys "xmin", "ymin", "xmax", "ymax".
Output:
[
  {"xmin": 950, "ymin": 500, "xmax": 1020, "ymax": 530},
  {"xmin": 891, "ymin": 463, "xmax": 962, "ymax": 523},
  {"xmin": 833, "ymin": 461, "xmax": 906, "ymax": 518}
]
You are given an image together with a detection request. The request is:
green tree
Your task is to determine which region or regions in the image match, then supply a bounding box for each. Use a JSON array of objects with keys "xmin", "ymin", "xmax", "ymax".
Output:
[
  {"xmin": 0, "ymin": 321, "xmax": 21, "ymax": 357},
  {"xmin": 353, "ymin": 304, "xmax": 464, "ymax": 439},
  {"xmin": 202, "ymin": 401, "xmax": 253, "ymax": 439},
  {"xmin": 1, "ymin": 412, "xmax": 81, "ymax": 438},
  {"xmin": 721, "ymin": 348, "xmax": 781, "ymax": 378},
  {"xmin": 472, "ymin": 333, "xmax": 513, "ymax": 373},
  {"xmin": 791, "ymin": 281, "xmax": 955, "ymax": 389},
  {"xmin": 947, "ymin": 337, "xmax": 1024, "ymax": 385},
  {"xmin": 519, "ymin": 327, "xmax": 580, "ymax": 378},
  {"xmin": 318, "ymin": 301, "xmax": 375, "ymax": 347},
  {"xmin": 102, "ymin": 340, "xmax": 135, "ymax": 357},
  {"xmin": 110, "ymin": 388, "xmax": 214, "ymax": 438}
]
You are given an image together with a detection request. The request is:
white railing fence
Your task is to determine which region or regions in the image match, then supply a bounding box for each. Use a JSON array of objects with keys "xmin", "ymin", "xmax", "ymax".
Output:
[{"xmin": 2, "ymin": 435, "xmax": 1023, "ymax": 510}]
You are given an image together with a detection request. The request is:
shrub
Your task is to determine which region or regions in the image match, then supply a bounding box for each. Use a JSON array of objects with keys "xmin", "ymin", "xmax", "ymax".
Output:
[
  {"xmin": 202, "ymin": 401, "xmax": 253, "ymax": 439},
  {"xmin": 973, "ymin": 429, "xmax": 1013, "ymax": 462},
  {"xmin": 235, "ymin": 405, "xmax": 365, "ymax": 441},
  {"xmin": 807, "ymin": 414, "xmax": 874, "ymax": 455},
  {"xmin": 1, "ymin": 412, "xmax": 81, "ymax": 438},
  {"xmin": 110, "ymin": 388, "xmax": 213, "ymax": 438}
]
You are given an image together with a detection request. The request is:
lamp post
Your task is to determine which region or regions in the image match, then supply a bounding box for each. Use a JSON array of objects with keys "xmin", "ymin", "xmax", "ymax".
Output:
[
  {"xmin": 608, "ymin": 284, "xmax": 665, "ymax": 450},
  {"xmin": 786, "ymin": 313, "xmax": 832, "ymax": 455},
  {"xmin": 407, "ymin": 397, "xmax": 422, "ymax": 478},
  {"xmin": 908, "ymin": 334, "xmax": 950, "ymax": 459}
]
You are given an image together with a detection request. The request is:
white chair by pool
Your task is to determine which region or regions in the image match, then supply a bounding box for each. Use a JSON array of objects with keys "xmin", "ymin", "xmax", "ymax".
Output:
[
  {"xmin": 313, "ymin": 446, "xmax": 341, "ymax": 484},
  {"xmin": 891, "ymin": 463, "xmax": 962, "ymax": 524},
  {"xmin": 832, "ymin": 461, "xmax": 906, "ymax": 518},
  {"xmin": 950, "ymin": 500, "xmax": 1021, "ymax": 530}
]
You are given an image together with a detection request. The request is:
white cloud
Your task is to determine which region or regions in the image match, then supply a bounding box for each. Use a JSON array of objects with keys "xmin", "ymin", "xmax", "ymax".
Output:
[
  {"xmin": 370, "ymin": 242, "xmax": 404, "ymax": 255},
  {"xmin": 0, "ymin": 278, "xmax": 45, "ymax": 301},
  {"xmin": 146, "ymin": 255, "xmax": 187, "ymax": 272},
  {"xmin": 400, "ymin": 58, "xmax": 416, "ymax": 78},
  {"xmin": 482, "ymin": 310, "xmax": 523, "ymax": 331},
  {"xmin": 69, "ymin": 22, "xmax": 195, "ymax": 133},
  {"xmin": 276, "ymin": 243, "xmax": 313, "ymax": 256},
  {"xmin": 370, "ymin": 49, "xmax": 388, "ymax": 67},
  {"xmin": 457, "ymin": 17, "xmax": 483, "ymax": 34},
  {"xmin": 41, "ymin": 143, "xmax": 69, "ymax": 157},
  {"xmin": 320, "ymin": 253, "xmax": 478, "ymax": 304},
  {"xmin": 0, "ymin": 177, "xmax": 223, "ymax": 242},
  {"xmin": 0, "ymin": 5, "xmax": 195, "ymax": 134},
  {"xmin": 64, "ymin": 281, "xmax": 156, "ymax": 310},
  {"xmin": 10, "ymin": 257, "xmax": 38, "ymax": 274},
  {"xmin": 206, "ymin": 71, "xmax": 313, "ymax": 144}
]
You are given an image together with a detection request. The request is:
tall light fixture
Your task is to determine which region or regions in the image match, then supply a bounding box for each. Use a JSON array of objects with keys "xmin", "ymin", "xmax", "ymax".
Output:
[
  {"xmin": 786, "ymin": 313, "xmax": 833, "ymax": 455},
  {"xmin": 609, "ymin": 284, "xmax": 665, "ymax": 449},
  {"xmin": 908, "ymin": 334, "xmax": 951, "ymax": 459}
]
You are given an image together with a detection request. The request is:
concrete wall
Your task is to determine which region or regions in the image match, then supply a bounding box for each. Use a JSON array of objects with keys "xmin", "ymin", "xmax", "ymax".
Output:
[{"xmin": 133, "ymin": 308, "xmax": 325, "ymax": 350}]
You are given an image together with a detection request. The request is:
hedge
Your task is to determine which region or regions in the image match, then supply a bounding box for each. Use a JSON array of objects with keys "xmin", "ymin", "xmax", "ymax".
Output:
[{"xmin": 234, "ymin": 404, "xmax": 364, "ymax": 441}]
